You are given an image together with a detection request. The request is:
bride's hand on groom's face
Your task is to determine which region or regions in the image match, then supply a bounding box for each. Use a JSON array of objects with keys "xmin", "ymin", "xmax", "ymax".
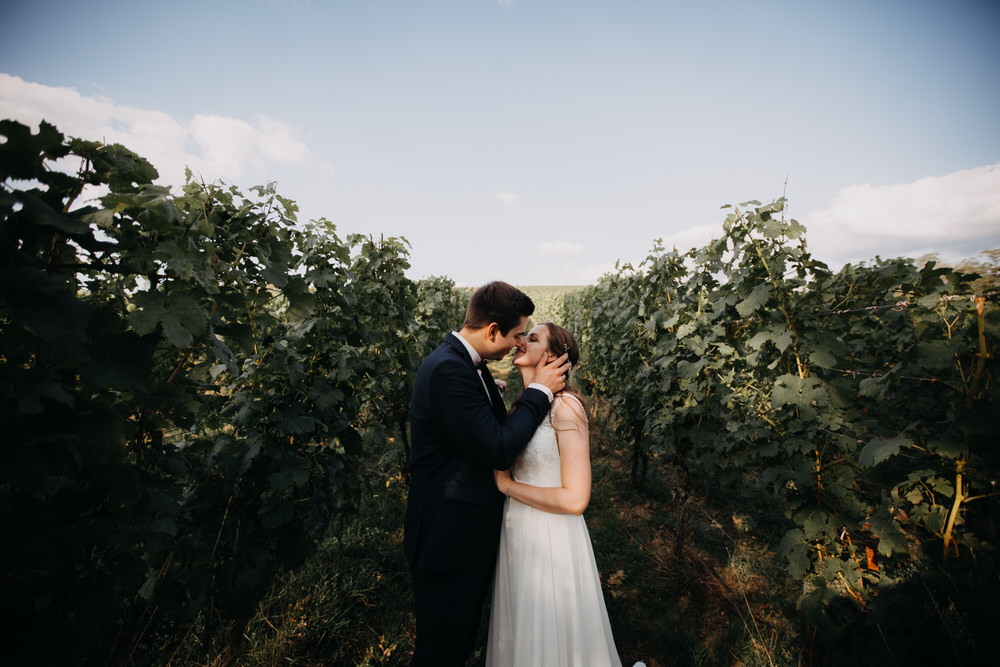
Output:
[{"xmin": 535, "ymin": 353, "xmax": 571, "ymax": 394}]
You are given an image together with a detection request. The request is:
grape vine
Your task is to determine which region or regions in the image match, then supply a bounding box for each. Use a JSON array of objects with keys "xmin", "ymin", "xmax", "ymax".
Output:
[
  {"xmin": 0, "ymin": 120, "xmax": 463, "ymax": 665},
  {"xmin": 569, "ymin": 199, "xmax": 998, "ymax": 658}
]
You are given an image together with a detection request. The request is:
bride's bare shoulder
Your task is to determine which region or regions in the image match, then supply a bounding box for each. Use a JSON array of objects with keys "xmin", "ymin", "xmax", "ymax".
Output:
[{"xmin": 552, "ymin": 394, "xmax": 588, "ymax": 431}]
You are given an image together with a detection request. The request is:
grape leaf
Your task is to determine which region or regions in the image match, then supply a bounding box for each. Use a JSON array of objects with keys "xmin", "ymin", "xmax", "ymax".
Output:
[
  {"xmin": 858, "ymin": 434, "xmax": 910, "ymax": 467},
  {"xmin": 736, "ymin": 282, "xmax": 772, "ymax": 318}
]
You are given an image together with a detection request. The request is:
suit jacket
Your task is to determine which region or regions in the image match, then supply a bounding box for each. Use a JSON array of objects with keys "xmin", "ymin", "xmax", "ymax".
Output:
[{"xmin": 404, "ymin": 333, "xmax": 550, "ymax": 574}]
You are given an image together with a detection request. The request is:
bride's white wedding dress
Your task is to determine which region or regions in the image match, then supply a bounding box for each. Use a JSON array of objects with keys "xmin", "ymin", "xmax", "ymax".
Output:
[{"xmin": 486, "ymin": 395, "xmax": 623, "ymax": 667}]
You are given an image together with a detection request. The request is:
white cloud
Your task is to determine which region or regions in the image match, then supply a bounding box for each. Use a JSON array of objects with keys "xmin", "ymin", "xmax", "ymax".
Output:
[
  {"xmin": 659, "ymin": 223, "xmax": 721, "ymax": 254},
  {"xmin": 496, "ymin": 191, "xmax": 520, "ymax": 205},
  {"xmin": 187, "ymin": 114, "xmax": 311, "ymax": 178},
  {"xmin": 498, "ymin": 0, "xmax": 514, "ymax": 7},
  {"xmin": 561, "ymin": 260, "xmax": 618, "ymax": 285},
  {"xmin": 0, "ymin": 73, "xmax": 323, "ymax": 190},
  {"xmin": 802, "ymin": 164, "xmax": 1000, "ymax": 265},
  {"xmin": 539, "ymin": 241, "xmax": 586, "ymax": 256}
]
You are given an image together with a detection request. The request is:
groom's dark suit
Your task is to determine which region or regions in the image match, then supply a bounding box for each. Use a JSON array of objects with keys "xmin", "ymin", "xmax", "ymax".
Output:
[{"xmin": 405, "ymin": 333, "xmax": 550, "ymax": 666}]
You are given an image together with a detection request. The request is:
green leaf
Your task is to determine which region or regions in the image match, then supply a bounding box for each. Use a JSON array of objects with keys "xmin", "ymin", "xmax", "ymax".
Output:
[
  {"xmin": 915, "ymin": 341, "xmax": 955, "ymax": 369},
  {"xmin": 921, "ymin": 505, "xmax": 948, "ymax": 533},
  {"xmin": 735, "ymin": 282, "xmax": 772, "ymax": 318},
  {"xmin": 786, "ymin": 218, "xmax": 806, "ymax": 239},
  {"xmin": 762, "ymin": 218, "xmax": 784, "ymax": 239},
  {"xmin": 858, "ymin": 434, "xmax": 910, "ymax": 467},
  {"xmin": 927, "ymin": 476, "xmax": 955, "ymax": 497},
  {"xmin": 771, "ymin": 375, "xmax": 826, "ymax": 409},
  {"xmin": 870, "ymin": 516, "xmax": 907, "ymax": 557},
  {"xmin": 780, "ymin": 528, "xmax": 811, "ymax": 579},
  {"xmin": 808, "ymin": 348, "xmax": 837, "ymax": 369},
  {"xmin": 676, "ymin": 321, "xmax": 696, "ymax": 339},
  {"xmin": 237, "ymin": 432, "xmax": 265, "ymax": 476},
  {"xmin": 284, "ymin": 276, "xmax": 315, "ymax": 318},
  {"xmin": 268, "ymin": 455, "xmax": 311, "ymax": 492},
  {"xmin": 772, "ymin": 328, "xmax": 793, "ymax": 352},
  {"xmin": 747, "ymin": 331, "xmax": 770, "ymax": 351},
  {"xmin": 927, "ymin": 439, "xmax": 968, "ymax": 460},
  {"xmin": 263, "ymin": 260, "xmax": 291, "ymax": 288},
  {"xmin": 21, "ymin": 193, "xmax": 91, "ymax": 235},
  {"xmin": 70, "ymin": 138, "xmax": 159, "ymax": 190},
  {"xmin": 0, "ymin": 119, "xmax": 69, "ymax": 181},
  {"xmin": 676, "ymin": 358, "xmax": 707, "ymax": 379},
  {"xmin": 801, "ymin": 510, "xmax": 832, "ymax": 540},
  {"xmin": 822, "ymin": 555, "xmax": 846, "ymax": 581},
  {"xmin": 715, "ymin": 342, "xmax": 735, "ymax": 356},
  {"xmin": 858, "ymin": 376, "xmax": 884, "ymax": 398},
  {"xmin": 747, "ymin": 325, "xmax": 792, "ymax": 353},
  {"xmin": 128, "ymin": 290, "xmax": 207, "ymax": 348},
  {"xmin": 127, "ymin": 291, "xmax": 165, "ymax": 336},
  {"xmin": 138, "ymin": 570, "xmax": 158, "ymax": 600},
  {"xmin": 276, "ymin": 413, "xmax": 317, "ymax": 435}
]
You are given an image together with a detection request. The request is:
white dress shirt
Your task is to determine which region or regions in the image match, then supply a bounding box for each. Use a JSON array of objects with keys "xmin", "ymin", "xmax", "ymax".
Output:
[{"xmin": 452, "ymin": 331, "xmax": 554, "ymax": 403}]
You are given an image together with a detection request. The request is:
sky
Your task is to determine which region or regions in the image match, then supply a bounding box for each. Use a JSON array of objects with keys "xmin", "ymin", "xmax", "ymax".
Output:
[{"xmin": 1, "ymin": 0, "xmax": 998, "ymax": 286}]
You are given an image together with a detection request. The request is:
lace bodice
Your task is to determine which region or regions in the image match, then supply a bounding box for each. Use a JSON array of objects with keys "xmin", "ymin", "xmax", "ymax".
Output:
[
  {"xmin": 489, "ymin": 394, "xmax": 622, "ymax": 667},
  {"xmin": 511, "ymin": 396, "xmax": 582, "ymax": 488}
]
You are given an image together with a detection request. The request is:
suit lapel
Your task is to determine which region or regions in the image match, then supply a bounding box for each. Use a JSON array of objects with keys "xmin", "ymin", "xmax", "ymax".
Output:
[
  {"xmin": 445, "ymin": 333, "xmax": 506, "ymax": 420},
  {"xmin": 478, "ymin": 364, "xmax": 506, "ymax": 421}
]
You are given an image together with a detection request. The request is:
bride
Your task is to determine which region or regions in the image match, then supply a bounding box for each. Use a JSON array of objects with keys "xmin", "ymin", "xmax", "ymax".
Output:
[{"xmin": 486, "ymin": 323, "xmax": 624, "ymax": 667}]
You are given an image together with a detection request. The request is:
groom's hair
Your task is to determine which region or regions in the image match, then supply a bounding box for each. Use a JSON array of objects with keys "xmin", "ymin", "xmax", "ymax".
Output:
[{"xmin": 463, "ymin": 281, "xmax": 535, "ymax": 334}]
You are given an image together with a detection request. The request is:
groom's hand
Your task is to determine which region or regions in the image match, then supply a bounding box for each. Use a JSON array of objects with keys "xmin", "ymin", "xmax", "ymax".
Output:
[{"xmin": 535, "ymin": 353, "xmax": 570, "ymax": 395}]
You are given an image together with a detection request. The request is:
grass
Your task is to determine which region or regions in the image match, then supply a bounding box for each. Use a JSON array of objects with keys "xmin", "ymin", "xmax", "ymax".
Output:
[
  {"xmin": 235, "ymin": 477, "xmax": 414, "ymax": 666},
  {"xmin": 232, "ymin": 411, "xmax": 800, "ymax": 667},
  {"xmin": 583, "ymin": 439, "xmax": 799, "ymax": 667}
]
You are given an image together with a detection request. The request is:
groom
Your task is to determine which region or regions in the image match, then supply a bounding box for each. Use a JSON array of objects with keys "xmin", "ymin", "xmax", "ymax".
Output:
[{"xmin": 404, "ymin": 281, "xmax": 569, "ymax": 666}]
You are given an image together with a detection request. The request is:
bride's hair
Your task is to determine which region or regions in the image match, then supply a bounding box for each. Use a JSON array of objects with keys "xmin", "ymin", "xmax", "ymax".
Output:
[{"xmin": 539, "ymin": 323, "xmax": 588, "ymax": 424}]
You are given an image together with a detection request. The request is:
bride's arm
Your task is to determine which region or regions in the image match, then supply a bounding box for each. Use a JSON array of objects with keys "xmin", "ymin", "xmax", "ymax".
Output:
[{"xmin": 494, "ymin": 398, "xmax": 591, "ymax": 515}]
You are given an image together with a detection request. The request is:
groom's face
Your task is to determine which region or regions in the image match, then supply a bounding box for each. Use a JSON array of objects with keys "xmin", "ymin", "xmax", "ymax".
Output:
[{"xmin": 483, "ymin": 316, "xmax": 529, "ymax": 361}]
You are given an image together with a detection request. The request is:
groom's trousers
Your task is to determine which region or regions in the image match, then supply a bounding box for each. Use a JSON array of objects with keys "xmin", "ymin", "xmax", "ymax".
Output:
[{"xmin": 410, "ymin": 566, "xmax": 493, "ymax": 666}]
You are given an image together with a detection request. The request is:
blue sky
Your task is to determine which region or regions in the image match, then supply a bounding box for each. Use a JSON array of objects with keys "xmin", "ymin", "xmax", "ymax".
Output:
[{"xmin": 2, "ymin": 0, "xmax": 998, "ymax": 285}]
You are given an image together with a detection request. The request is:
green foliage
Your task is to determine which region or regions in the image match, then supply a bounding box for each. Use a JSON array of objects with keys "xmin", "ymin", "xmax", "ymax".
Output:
[
  {"xmin": 355, "ymin": 271, "xmax": 467, "ymax": 477},
  {"xmin": 0, "ymin": 120, "xmax": 461, "ymax": 665},
  {"xmin": 571, "ymin": 198, "xmax": 999, "ymax": 661},
  {"xmin": 232, "ymin": 479, "xmax": 414, "ymax": 667},
  {"xmin": 238, "ymin": 430, "xmax": 800, "ymax": 667},
  {"xmin": 4, "ymin": 116, "xmax": 996, "ymax": 664}
]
